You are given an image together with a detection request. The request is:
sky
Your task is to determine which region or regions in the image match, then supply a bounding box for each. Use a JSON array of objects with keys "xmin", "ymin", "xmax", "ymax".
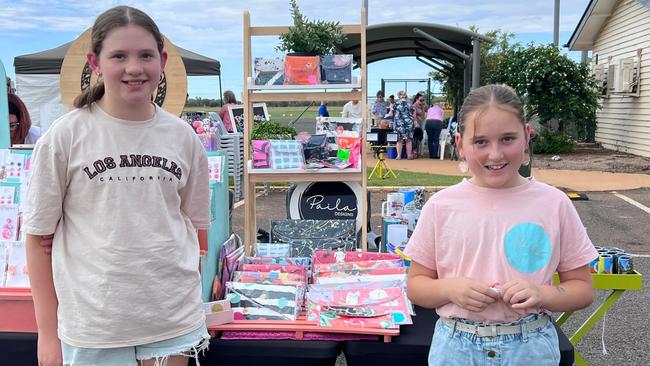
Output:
[{"xmin": 0, "ymin": 0, "xmax": 591, "ymax": 101}]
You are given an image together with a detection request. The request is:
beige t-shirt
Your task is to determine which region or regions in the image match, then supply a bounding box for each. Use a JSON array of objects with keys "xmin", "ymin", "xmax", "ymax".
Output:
[{"xmin": 23, "ymin": 104, "xmax": 210, "ymax": 348}]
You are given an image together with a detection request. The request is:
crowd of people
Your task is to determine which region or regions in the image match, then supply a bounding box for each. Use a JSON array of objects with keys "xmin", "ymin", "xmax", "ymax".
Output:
[{"xmin": 370, "ymin": 89, "xmax": 446, "ymax": 160}]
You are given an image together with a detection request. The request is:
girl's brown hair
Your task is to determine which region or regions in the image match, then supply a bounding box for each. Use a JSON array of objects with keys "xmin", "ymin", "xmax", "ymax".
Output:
[
  {"xmin": 457, "ymin": 84, "xmax": 525, "ymax": 137},
  {"xmin": 223, "ymin": 90, "xmax": 237, "ymax": 105},
  {"xmin": 8, "ymin": 93, "xmax": 32, "ymax": 145},
  {"xmin": 73, "ymin": 6, "xmax": 164, "ymax": 109}
]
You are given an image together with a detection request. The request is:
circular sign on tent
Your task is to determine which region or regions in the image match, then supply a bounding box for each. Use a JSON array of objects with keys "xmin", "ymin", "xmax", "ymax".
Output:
[
  {"xmin": 288, "ymin": 181, "xmax": 363, "ymax": 234},
  {"xmin": 60, "ymin": 28, "xmax": 187, "ymax": 116}
]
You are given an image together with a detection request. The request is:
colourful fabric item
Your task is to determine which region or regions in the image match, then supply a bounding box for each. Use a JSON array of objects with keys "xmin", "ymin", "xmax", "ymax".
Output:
[
  {"xmin": 313, "ymin": 250, "xmax": 401, "ymax": 264},
  {"xmin": 403, "ymin": 178, "xmax": 598, "ymax": 323},
  {"xmin": 284, "ymin": 55, "xmax": 319, "ymax": 85},
  {"xmin": 269, "ymin": 140, "xmax": 304, "ymax": 170},
  {"xmin": 320, "ymin": 55, "xmax": 353, "ymax": 84},
  {"xmin": 252, "ymin": 140, "xmax": 271, "ymax": 168},
  {"xmin": 307, "ymin": 287, "xmax": 411, "ymax": 328}
]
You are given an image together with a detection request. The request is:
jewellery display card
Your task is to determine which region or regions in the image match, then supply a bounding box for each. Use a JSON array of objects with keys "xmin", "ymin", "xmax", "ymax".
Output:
[
  {"xmin": 0, "ymin": 241, "xmax": 7, "ymax": 286},
  {"xmin": 0, "ymin": 205, "xmax": 19, "ymax": 241},
  {"xmin": 207, "ymin": 156, "xmax": 223, "ymax": 182},
  {"xmin": 4, "ymin": 241, "xmax": 29, "ymax": 287},
  {"xmin": 0, "ymin": 186, "xmax": 16, "ymax": 205},
  {"xmin": 0, "ymin": 152, "xmax": 26, "ymax": 180}
]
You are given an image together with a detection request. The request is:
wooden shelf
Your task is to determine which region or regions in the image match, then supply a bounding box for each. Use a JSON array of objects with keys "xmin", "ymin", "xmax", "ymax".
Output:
[
  {"xmin": 248, "ymin": 77, "xmax": 361, "ymax": 91},
  {"xmin": 249, "ymin": 91, "xmax": 361, "ymax": 102},
  {"xmin": 242, "ymin": 9, "xmax": 368, "ymax": 254},
  {"xmin": 247, "ymin": 161, "xmax": 363, "ymax": 183},
  {"xmin": 209, "ymin": 313, "xmax": 399, "ymax": 343}
]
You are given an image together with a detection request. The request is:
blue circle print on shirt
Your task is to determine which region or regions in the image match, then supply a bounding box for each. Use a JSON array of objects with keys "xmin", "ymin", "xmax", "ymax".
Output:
[{"xmin": 504, "ymin": 222, "xmax": 552, "ymax": 273}]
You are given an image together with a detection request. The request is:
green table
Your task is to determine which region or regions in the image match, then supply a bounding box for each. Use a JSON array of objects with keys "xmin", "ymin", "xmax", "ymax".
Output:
[{"xmin": 554, "ymin": 271, "xmax": 643, "ymax": 366}]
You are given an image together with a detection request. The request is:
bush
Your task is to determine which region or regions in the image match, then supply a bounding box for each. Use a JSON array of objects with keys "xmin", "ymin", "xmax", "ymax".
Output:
[
  {"xmin": 533, "ymin": 130, "xmax": 576, "ymax": 154},
  {"xmin": 251, "ymin": 121, "xmax": 297, "ymax": 141}
]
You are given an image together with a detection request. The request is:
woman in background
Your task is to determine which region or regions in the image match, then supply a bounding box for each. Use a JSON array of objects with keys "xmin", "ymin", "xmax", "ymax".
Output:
[
  {"xmin": 8, "ymin": 93, "xmax": 41, "ymax": 145},
  {"xmin": 218, "ymin": 90, "xmax": 238, "ymax": 132}
]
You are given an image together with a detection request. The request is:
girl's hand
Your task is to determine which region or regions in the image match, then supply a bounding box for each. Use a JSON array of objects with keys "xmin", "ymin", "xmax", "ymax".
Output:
[
  {"xmin": 40, "ymin": 235, "xmax": 54, "ymax": 255},
  {"xmin": 447, "ymin": 278, "xmax": 499, "ymax": 312},
  {"xmin": 37, "ymin": 332, "xmax": 62, "ymax": 366},
  {"xmin": 501, "ymin": 279, "xmax": 545, "ymax": 310}
]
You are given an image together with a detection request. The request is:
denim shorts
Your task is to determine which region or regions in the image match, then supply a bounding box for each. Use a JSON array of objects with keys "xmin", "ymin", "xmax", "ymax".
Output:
[
  {"xmin": 428, "ymin": 314, "xmax": 560, "ymax": 366},
  {"xmin": 61, "ymin": 325, "xmax": 210, "ymax": 366}
]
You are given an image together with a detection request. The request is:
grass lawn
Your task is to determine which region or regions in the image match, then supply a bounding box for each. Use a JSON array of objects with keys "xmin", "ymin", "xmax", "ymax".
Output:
[
  {"xmin": 229, "ymin": 169, "xmax": 462, "ymax": 188},
  {"xmin": 367, "ymin": 169, "xmax": 463, "ymax": 186}
]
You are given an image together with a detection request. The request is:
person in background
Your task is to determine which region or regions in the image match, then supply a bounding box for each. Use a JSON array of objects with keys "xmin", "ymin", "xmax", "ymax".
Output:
[
  {"xmin": 317, "ymin": 100, "xmax": 330, "ymax": 118},
  {"xmin": 341, "ymin": 99, "xmax": 362, "ymax": 118},
  {"xmin": 411, "ymin": 93, "xmax": 426, "ymax": 159},
  {"xmin": 384, "ymin": 94, "xmax": 395, "ymax": 122},
  {"xmin": 218, "ymin": 90, "xmax": 238, "ymax": 132},
  {"xmin": 6, "ymin": 77, "xmax": 15, "ymax": 94},
  {"xmin": 8, "ymin": 93, "xmax": 41, "ymax": 145},
  {"xmin": 393, "ymin": 91, "xmax": 415, "ymax": 160},
  {"xmin": 24, "ymin": 6, "xmax": 210, "ymax": 366},
  {"xmin": 424, "ymin": 103, "xmax": 445, "ymax": 158},
  {"xmin": 371, "ymin": 90, "xmax": 387, "ymax": 124},
  {"xmin": 405, "ymin": 84, "xmax": 596, "ymax": 366}
]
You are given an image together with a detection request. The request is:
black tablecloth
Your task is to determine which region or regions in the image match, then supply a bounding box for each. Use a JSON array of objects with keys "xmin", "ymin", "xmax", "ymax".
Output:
[{"xmin": 0, "ymin": 307, "xmax": 573, "ymax": 366}]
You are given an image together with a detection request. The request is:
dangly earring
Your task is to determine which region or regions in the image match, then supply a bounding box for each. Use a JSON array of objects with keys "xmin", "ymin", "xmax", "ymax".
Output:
[
  {"xmin": 458, "ymin": 159, "xmax": 469, "ymax": 174},
  {"xmin": 522, "ymin": 148, "xmax": 531, "ymax": 166},
  {"xmin": 96, "ymin": 73, "xmax": 103, "ymax": 84}
]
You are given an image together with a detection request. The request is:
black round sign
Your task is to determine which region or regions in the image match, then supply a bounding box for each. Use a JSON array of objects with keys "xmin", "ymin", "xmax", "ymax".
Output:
[{"xmin": 297, "ymin": 181, "xmax": 358, "ymax": 221}]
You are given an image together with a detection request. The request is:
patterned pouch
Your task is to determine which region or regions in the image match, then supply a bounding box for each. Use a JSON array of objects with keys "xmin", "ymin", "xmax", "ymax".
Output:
[
  {"xmin": 284, "ymin": 55, "xmax": 320, "ymax": 85},
  {"xmin": 271, "ymin": 219, "xmax": 356, "ymax": 257},
  {"xmin": 252, "ymin": 140, "xmax": 271, "ymax": 168},
  {"xmin": 269, "ymin": 140, "xmax": 304, "ymax": 169},
  {"xmin": 254, "ymin": 58, "xmax": 284, "ymax": 85},
  {"xmin": 320, "ymin": 55, "xmax": 353, "ymax": 84}
]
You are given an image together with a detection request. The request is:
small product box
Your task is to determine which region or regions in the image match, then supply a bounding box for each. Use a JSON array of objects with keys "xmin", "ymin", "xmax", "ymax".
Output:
[{"xmin": 204, "ymin": 299, "xmax": 234, "ymax": 327}]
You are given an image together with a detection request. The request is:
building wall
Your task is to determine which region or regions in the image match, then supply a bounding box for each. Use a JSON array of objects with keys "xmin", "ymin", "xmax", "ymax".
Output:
[{"xmin": 592, "ymin": 0, "xmax": 650, "ymax": 157}]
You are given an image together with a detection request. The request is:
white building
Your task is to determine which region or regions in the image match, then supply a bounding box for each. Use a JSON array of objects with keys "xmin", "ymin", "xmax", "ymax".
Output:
[{"xmin": 567, "ymin": 0, "xmax": 650, "ymax": 157}]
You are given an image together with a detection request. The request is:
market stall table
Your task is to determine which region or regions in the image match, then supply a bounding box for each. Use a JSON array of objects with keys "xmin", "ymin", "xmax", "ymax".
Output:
[{"xmin": 554, "ymin": 271, "xmax": 643, "ymax": 366}]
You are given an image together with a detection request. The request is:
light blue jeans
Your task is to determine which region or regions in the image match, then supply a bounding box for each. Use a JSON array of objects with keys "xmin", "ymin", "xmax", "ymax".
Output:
[
  {"xmin": 428, "ymin": 314, "xmax": 561, "ymax": 366},
  {"xmin": 61, "ymin": 325, "xmax": 210, "ymax": 366}
]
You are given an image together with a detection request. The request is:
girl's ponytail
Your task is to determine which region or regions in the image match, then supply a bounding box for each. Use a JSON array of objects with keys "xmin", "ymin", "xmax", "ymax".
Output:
[{"xmin": 73, "ymin": 82, "xmax": 105, "ymax": 109}]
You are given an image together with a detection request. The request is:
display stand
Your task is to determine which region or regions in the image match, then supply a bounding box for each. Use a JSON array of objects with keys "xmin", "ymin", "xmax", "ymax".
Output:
[
  {"xmin": 241, "ymin": 9, "xmax": 369, "ymax": 255},
  {"xmin": 200, "ymin": 151, "xmax": 230, "ymax": 302},
  {"xmin": 0, "ymin": 60, "xmax": 10, "ymax": 148},
  {"xmin": 554, "ymin": 271, "xmax": 643, "ymax": 366},
  {"xmin": 209, "ymin": 312, "xmax": 399, "ymax": 343}
]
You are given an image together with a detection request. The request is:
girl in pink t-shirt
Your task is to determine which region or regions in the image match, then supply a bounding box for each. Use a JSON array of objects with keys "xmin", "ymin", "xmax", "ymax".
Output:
[{"xmin": 404, "ymin": 84, "xmax": 597, "ymax": 365}]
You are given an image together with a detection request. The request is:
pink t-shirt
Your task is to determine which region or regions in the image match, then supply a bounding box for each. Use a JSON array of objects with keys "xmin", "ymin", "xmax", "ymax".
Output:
[
  {"xmin": 404, "ymin": 178, "xmax": 597, "ymax": 323},
  {"xmin": 426, "ymin": 105, "xmax": 444, "ymax": 121}
]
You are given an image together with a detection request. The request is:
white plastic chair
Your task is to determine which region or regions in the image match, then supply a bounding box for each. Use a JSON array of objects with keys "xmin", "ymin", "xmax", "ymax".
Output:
[{"xmin": 438, "ymin": 128, "xmax": 451, "ymax": 160}]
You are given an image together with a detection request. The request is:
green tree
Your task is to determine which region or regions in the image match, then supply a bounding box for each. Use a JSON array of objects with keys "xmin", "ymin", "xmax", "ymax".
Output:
[
  {"xmin": 430, "ymin": 27, "xmax": 520, "ymax": 109},
  {"xmin": 488, "ymin": 44, "xmax": 600, "ymax": 141}
]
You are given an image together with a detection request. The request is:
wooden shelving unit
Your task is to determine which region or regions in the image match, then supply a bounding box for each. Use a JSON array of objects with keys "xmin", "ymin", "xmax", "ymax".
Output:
[{"xmin": 242, "ymin": 9, "xmax": 368, "ymax": 255}]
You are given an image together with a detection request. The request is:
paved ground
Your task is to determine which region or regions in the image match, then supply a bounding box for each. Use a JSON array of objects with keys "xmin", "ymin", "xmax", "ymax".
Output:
[{"xmin": 231, "ymin": 188, "xmax": 649, "ymax": 366}]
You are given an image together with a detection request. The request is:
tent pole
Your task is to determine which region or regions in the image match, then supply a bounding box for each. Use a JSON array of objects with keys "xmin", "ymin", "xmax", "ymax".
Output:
[{"xmin": 219, "ymin": 75, "xmax": 223, "ymax": 107}]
